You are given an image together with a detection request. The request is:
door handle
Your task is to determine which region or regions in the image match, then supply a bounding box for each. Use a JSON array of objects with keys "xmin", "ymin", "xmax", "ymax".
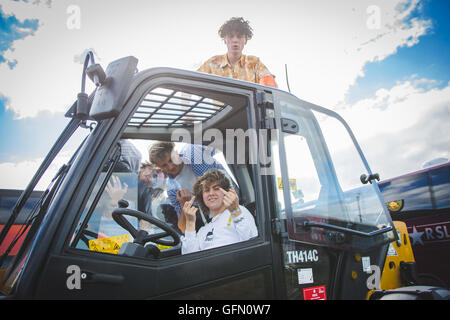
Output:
[{"xmin": 82, "ymin": 270, "xmax": 124, "ymax": 285}]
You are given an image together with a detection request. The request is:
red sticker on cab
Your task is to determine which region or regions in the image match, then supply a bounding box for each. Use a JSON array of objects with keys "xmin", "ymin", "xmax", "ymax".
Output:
[{"xmin": 303, "ymin": 285, "xmax": 327, "ymax": 300}]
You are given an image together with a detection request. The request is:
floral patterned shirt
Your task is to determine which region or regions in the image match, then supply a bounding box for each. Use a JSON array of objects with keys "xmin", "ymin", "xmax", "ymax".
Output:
[{"xmin": 197, "ymin": 54, "xmax": 274, "ymax": 84}]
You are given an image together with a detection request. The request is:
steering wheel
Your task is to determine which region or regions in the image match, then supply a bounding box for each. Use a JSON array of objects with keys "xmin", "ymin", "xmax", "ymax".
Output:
[{"xmin": 112, "ymin": 207, "xmax": 180, "ymax": 247}]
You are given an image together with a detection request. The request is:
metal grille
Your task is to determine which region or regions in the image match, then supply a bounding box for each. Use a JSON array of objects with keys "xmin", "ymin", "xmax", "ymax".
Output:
[{"xmin": 128, "ymin": 87, "xmax": 227, "ymax": 128}]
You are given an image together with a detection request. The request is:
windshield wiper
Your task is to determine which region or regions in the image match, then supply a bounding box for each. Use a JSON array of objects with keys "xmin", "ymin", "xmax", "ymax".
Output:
[{"xmin": 295, "ymin": 218, "xmax": 393, "ymax": 238}]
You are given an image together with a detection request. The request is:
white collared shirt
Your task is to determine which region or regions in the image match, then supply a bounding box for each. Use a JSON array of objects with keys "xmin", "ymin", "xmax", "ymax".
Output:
[{"xmin": 181, "ymin": 205, "xmax": 257, "ymax": 255}]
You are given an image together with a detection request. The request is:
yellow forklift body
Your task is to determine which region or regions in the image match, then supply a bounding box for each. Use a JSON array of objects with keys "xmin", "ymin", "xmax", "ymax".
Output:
[
  {"xmin": 367, "ymin": 221, "xmax": 416, "ymax": 299},
  {"xmin": 380, "ymin": 221, "xmax": 415, "ymax": 290}
]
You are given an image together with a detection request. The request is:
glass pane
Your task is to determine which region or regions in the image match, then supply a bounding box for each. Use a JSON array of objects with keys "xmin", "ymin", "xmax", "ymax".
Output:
[
  {"xmin": 0, "ymin": 119, "xmax": 91, "ymax": 294},
  {"xmin": 284, "ymin": 134, "xmax": 321, "ymax": 206},
  {"xmin": 276, "ymin": 93, "xmax": 394, "ymax": 249},
  {"xmin": 70, "ymin": 145, "xmax": 140, "ymax": 254},
  {"xmin": 269, "ymin": 135, "xmax": 285, "ymax": 215},
  {"xmin": 312, "ymin": 111, "xmax": 388, "ymax": 227}
]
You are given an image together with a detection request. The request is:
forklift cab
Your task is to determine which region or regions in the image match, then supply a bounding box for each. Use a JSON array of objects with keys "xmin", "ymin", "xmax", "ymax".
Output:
[{"xmin": 1, "ymin": 55, "xmax": 443, "ymax": 300}]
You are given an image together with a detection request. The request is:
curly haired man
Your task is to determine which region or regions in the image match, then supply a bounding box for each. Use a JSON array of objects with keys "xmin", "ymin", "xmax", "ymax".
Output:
[
  {"xmin": 181, "ymin": 169, "xmax": 257, "ymax": 255},
  {"xmin": 197, "ymin": 17, "xmax": 277, "ymax": 87}
]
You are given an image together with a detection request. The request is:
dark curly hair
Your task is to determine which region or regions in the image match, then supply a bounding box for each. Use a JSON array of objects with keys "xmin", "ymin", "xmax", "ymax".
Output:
[
  {"xmin": 193, "ymin": 169, "xmax": 232, "ymax": 214},
  {"xmin": 218, "ymin": 17, "xmax": 253, "ymax": 40}
]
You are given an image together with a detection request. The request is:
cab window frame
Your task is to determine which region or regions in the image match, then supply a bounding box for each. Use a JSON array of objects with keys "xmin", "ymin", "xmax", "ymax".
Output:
[{"xmin": 64, "ymin": 77, "xmax": 267, "ymax": 264}]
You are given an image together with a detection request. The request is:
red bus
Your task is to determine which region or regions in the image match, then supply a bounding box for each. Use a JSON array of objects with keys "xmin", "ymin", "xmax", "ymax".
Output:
[
  {"xmin": 378, "ymin": 162, "xmax": 450, "ymax": 288},
  {"xmin": 0, "ymin": 190, "xmax": 43, "ymax": 261}
]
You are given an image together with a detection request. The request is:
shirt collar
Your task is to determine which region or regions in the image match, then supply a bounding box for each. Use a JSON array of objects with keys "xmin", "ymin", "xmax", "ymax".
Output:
[{"xmin": 220, "ymin": 54, "xmax": 246, "ymax": 68}]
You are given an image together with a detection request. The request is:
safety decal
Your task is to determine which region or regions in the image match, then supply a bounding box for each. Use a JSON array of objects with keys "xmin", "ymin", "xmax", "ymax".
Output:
[
  {"xmin": 158, "ymin": 244, "xmax": 173, "ymax": 251},
  {"xmin": 362, "ymin": 256, "xmax": 371, "ymax": 273},
  {"xmin": 387, "ymin": 243, "xmax": 398, "ymax": 256},
  {"xmin": 303, "ymin": 285, "xmax": 327, "ymax": 300},
  {"xmin": 89, "ymin": 234, "xmax": 130, "ymax": 254},
  {"xmin": 277, "ymin": 177, "xmax": 297, "ymax": 191},
  {"xmin": 297, "ymin": 268, "xmax": 314, "ymax": 285}
]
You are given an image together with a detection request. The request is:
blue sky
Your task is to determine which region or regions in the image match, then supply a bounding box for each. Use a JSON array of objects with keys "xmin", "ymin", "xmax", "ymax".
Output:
[
  {"xmin": 0, "ymin": 0, "xmax": 449, "ymax": 188},
  {"xmin": 0, "ymin": 3, "xmax": 38, "ymax": 68},
  {"xmin": 346, "ymin": 0, "xmax": 450, "ymax": 104},
  {"xmin": 0, "ymin": 103, "xmax": 68, "ymax": 162}
]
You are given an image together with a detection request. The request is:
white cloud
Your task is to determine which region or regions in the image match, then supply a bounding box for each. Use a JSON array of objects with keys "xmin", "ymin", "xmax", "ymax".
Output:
[
  {"xmin": 338, "ymin": 80, "xmax": 450, "ymax": 177},
  {"xmin": 339, "ymin": 79, "xmax": 450, "ymax": 138},
  {"xmin": 0, "ymin": 158, "xmax": 43, "ymax": 190},
  {"xmin": 0, "ymin": 147, "xmax": 77, "ymax": 190},
  {"xmin": 255, "ymin": 0, "xmax": 431, "ymax": 108}
]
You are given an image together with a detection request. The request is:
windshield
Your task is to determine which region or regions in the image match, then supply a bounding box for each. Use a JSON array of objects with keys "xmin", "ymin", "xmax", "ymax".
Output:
[
  {"xmin": 0, "ymin": 118, "xmax": 92, "ymax": 294},
  {"xmin": 273, "ymin": 93, "xmax": 395, "ymax": 250}
]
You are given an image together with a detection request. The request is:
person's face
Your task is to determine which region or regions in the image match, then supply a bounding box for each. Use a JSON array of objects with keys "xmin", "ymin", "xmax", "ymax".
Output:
[
  {"xmin": 139, "ymin": 167, "xmax": 154, "ymax": 188},
  {"xmin": 224, "ymin": 32, "xmax": 247, "ymax": 56},
  {"xmin": 202, "ymin": 182, "xmax": 225, "ymax": 215},
  {"xmin": 139, "ymin": 167, "xmax": 166, "ymax": 189},
  {"xmin": 153, "ymin": 151, "xmax": 183, "ymax": 177}
]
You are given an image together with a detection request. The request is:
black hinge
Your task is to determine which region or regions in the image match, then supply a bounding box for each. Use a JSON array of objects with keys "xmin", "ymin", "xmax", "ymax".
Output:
[
  {"xmin": 256, "ymin": 91, "xmax": 267, "ymax": 106},
  {"xmin": 256, "ymin": 91, "xmax": 276, "ymax": 129},
  {"xmin": 281, "ymin": 118, "xmax": 299, "ymax": 134},
  {"xmin": 256, "ymin": 90, "xmax": 274, "ymax": 106}
]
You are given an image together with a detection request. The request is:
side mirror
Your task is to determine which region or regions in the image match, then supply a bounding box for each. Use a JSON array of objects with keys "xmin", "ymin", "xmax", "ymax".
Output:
[
  {"xmin": 89, "ymin": 56, "xmax": 138, "ymax": 120},
  {"xmin": 360, "ymin": 173, "xmax": 380, "ymax": 184}
]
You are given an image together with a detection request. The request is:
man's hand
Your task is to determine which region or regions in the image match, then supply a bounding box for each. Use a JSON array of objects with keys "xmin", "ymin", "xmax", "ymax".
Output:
[
  {"xmin": 106, "ymin": 175, "xmax": 128, "ymax": 206},
  {"xmin": 176, "ymin": 190, "xmax": 192, "ymax": 234},
  {"xmin": 176, "ymin": 189, "xmax": 192, "ymax": 208},
  {"xmin": 219, "ymin": 188, "xmax": 239, "ymax": 212},
  {"xmin": 182, "ymin": 196, "xmax": 198, "ymax": 232}
]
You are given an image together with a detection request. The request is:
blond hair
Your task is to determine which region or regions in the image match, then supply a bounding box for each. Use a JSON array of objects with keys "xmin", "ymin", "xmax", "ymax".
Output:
[{"xmin": 149, "ymin": 142, "xmax": 175, "ymax": 164}]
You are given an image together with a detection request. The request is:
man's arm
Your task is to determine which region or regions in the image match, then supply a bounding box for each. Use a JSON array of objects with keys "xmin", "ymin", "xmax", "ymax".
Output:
[
  {"xmin": 220, "ymin": 188, "xmax": 257, "ymax": 241},
  {"xmin": 167, "ymin": 188, "xmax": 182, "ymax": 220},
  {"xmin": 180, "ymin": 196, "xmax": 200, "ymax": 254},
  {"xmin": 197, "ymin": 60, "xmax": 212, "ymax": 74},
  {"xmin": 176, "ymin": 189, "xmax": 192, "ymax": 234},
  {"xmin": 231, "ymin": 206, "xmax": 258, "ymax": 241},
  {"xmin": 255, "ymin": 58, "xmax": 277, "ymax": 88}
]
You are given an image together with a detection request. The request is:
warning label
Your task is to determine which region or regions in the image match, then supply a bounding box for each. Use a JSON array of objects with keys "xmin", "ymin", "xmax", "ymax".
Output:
[
  {"xmin": 303, "ymin": 285, "xmax": 327, "ymax": 300},
  {"xmin": 89, "ymin": 234, "xmax": 130, "ymax": 254}
]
